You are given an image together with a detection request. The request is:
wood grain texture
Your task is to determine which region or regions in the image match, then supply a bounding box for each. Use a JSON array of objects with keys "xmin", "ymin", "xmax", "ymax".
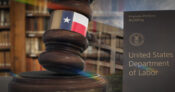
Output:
[{"xmin": 10, "ymin": 1, "xmax": 26, "ymax": 73}]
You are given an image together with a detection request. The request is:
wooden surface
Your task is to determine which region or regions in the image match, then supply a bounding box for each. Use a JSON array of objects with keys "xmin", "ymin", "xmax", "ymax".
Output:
[{"xmin": 10, "ymin": 1, "xmax": 26, "ymax": 73}]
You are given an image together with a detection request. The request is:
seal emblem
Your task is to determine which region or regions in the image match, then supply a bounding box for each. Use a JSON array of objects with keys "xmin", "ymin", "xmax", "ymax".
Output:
[{"xmin": 129, "ymin": 33, "xmax": 144, "ymax": 46}]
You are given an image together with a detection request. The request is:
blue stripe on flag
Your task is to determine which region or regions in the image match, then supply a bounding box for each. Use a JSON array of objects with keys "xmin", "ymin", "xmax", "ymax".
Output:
[{"xmin": 60, "ymin": 11, "xmax": 74, "ymax": 31}]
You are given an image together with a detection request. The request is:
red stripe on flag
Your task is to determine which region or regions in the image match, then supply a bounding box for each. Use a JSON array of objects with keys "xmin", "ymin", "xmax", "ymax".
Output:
[
  {"xmin": 93, "ymin": 21, "xmax": 96, "ymax": 32},
  {"xmin": 71, "ymin": 22, "xmax": 86, "ymax": 36}
]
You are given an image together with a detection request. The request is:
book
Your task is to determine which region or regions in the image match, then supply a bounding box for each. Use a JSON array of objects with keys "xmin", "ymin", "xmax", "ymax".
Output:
[
  {"xmin": 26, "ymin": 17, "xmax": 48, "ymax": 33},
  {"xmin": 38, "ymin": 38, "xmax": 45, "ymax": 52},
  {"xmin": 0, "ymin": 31, "xmax": 10, "ymax": 49},
  {"xmin": 0, "ymin": 52, "xmax": 10, "ymax": 69},
  {"xmin": 34, "ymin": 0, "xmax": 39, "ymax": 14},
  {"xmin": 26, "ymin": 37, "xmax": 45, "ymax": 57},
  {"xmin": 44, "ymin": 18, "xmax": 49, "ymax": 30},
  {"xmin": 124, "ymin": 10, "xmax": 175, "ymax": 92},
  {"xmin": 26, "ymin": 0, "xmax": 49, "ymax": 15},
  {"xmin": 0, "ymin": 52, "xmax": 3, "ymax": 68},
  {"xmin": 37, "ymin": 17, "xmax": 44, "ymax": 32},
  {"xmin": 4, "ymin": 10, "xmax": 10, "ymax": 26},
  {"xmin": 26, "ymin": 5, "xmax": 34, "ymax": 14},
  {"xmin": 5, "ymin": 51, "xmax": 10, "ymax": 68},
  {"xmin": 26, "ymin": 38, "xmax": 39, "ymax": 57},
  {"xmin": 26, "ymin": 18, "xmax": 34, "ymax": 31},
  {"xmin": 0, "ymin": 10, "xmax": 5, "ymax": 26},
  {"xmin": 0, "ymin": 10, "xmax": 10, "ymax": 26},
  {"xmin": 43, "ymin": 0, "xmax": 48, "ymax": 14}
]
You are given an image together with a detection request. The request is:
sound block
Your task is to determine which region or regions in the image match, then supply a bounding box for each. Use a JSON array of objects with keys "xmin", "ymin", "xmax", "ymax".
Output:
[{"xmin": 8, "ymin": 71, "xmax": 106, "ymax": 92}]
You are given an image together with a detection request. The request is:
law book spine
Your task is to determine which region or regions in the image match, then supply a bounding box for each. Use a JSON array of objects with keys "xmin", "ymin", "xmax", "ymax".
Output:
[
  {"xmin": 43, "ymin": 0, "xmax": 48, "ymax": 14},
  {"xmin": 0, "ymin": 32, "xmax": 2, "ymax": 48},
  {"xmin": 33, "ymin": 18, "xmax": 38, "ymax": 31},
  {"xmin": 37, "ymin": 17, "xmax": 44, "ymax": 32},
  {"xmin": 2, "ymin": 32, "xmax": 4, "ymax": 48},
  {"xmin": 7, "ymin": 31, "xmax": 10, "ymax": 47},
  {"xmin": 0, "ymin": 52, "xmax": 2, "ymax": 68},
  {"xmin": 4, "ymin": 11, "xmax": 10, "ymax": 26},
  {"xmin": 0, "ymin": 10, "xmax": 5, "ymax": 26},
  {"xmin": 26, "ymin": 5, "xmax": 34, "ymax": 14},
  {"xmin": 38, "ymin": 0, "xmax": 42, "ymax": 14},
  {"xmin": 2, "ymin": 52, "xmax": 4, "ymax": 69},
  {"xmin": 34, "ymin": 0, "xmax": 38, "ymax": 14},
  {"xmin": 6, "ymin": 51, "xmax": 10, "ymax": 68}
]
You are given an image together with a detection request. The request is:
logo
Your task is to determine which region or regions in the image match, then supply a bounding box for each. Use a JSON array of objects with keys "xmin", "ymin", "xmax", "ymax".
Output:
[{"xmin": 129, "ymin": 33, "xmax": 144, "ymax": 46}]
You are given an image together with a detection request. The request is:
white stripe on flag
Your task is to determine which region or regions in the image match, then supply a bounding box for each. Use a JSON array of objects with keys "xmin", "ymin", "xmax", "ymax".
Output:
[{"xmin": 73, "ymin": 12, "xmax": 89, "ymax": 28}]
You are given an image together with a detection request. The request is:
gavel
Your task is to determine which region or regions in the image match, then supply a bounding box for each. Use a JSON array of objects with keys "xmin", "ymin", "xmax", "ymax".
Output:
[{"xmin": 9, "ymin": 0, "xmax": 106, "ymax": 92}]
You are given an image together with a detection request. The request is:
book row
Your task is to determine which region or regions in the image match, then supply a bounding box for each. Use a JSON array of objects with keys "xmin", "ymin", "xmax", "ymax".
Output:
[
  {"xmin": 0, "ymin": 51, "xmax": 10, "ymax": 69},
  {"xmin": 0, "ymin": 10, "xmax": 10, "ymax": 26},
  {"xmin": 26, "ymin": 17, "xmax": 49, "ymax": 32},
  {"xmin": 26, "ymin": 38, "xmax": 45, "ymax": 57},
  {"xmin": 26, "ymin": 0, "xmax": 49, "ymax": 15},
  {"xmin": 0, "ymin": 31, "xmax": 10, "ymax": 49}
]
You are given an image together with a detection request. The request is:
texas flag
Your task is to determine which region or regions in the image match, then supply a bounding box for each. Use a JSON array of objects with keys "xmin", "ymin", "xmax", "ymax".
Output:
[{"xmin": 50, "ymin": 10, "xmax": 89, "ymax": 37}]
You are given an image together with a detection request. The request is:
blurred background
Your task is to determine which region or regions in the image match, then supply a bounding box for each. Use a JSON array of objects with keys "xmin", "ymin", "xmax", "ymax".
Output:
[{"xmin": 0, "ymin": 0, "xmax": 175, "ymax": 92}]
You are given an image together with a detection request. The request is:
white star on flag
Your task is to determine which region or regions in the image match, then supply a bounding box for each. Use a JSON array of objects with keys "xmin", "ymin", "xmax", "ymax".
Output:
[{"xmin": 64, "ymin": 17, "xmax": 71, "ymax": 23}]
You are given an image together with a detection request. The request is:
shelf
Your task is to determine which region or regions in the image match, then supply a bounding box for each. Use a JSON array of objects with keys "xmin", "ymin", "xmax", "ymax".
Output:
[
  {"xmin": 0, "ymin": 5, "xmax": 9, "ymax": 9},
  {"xmin": 86, "ymin": 59, "xmax": 123, "ymax": 70},
  {"xmin": 26, "ymin": 31, "xmax": 45, "ymax": 37},
  {"xmin": 0, "ymin": 68, "xmax": 11, "ymax": 73},
  {"xmin": 0, "ymin": 47, "xmax": 10, "ymax": 51},
  {"xmin": 26, "ymin": 13, "xmax": 50, "ymax": 17},
  {"xmin": 27, "ymin": 51, "xmax": 42, "ymax": 58},
  {"xmin": 27, "ymin": 53, "xmax": 39, "ymax": 58},
  {"xmin": 0, "ymin": 26, "xmax": 10, "ymax": 30}
]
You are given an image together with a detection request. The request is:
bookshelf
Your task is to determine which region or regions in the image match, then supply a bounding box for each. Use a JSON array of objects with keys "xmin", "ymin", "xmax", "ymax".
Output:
[
  {"xmin": 0, "ymin": 0, "xmax": 11, "ymax": 76},
  {"xmin": 0, "ymin": 0, "xmax": 50, "ymax": 75},
  {"xmin": 25, "ymin": 2, "xmax": 49, "ymax": 72}
]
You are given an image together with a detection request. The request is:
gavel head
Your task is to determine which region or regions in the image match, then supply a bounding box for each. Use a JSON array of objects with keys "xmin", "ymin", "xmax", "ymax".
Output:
[{"xmin": 38, "ymin": 0, "xmax": 93, "ymax": 74}]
